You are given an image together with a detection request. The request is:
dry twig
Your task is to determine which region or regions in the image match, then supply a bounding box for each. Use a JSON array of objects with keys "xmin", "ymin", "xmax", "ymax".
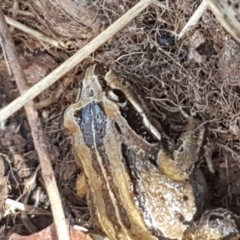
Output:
[
  {"xmin": 5, "ymin": 198, "xmax": 51, "ymax": 216},
  {"xmin": 0, "ymin": 7, "xmax": 70, "ymax": 240},
  {"xmin": 5, "ymin": 15, "xmax": 60, "ymax": 47},
  {"xmin": 178, "ymin": 0, "xmax": 208, "ymax": 39}
]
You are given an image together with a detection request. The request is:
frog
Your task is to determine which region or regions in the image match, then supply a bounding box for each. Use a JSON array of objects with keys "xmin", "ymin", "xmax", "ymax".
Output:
[{"xmin": 64, "ymin": 64, "xmax": 239, "ymax": 240}]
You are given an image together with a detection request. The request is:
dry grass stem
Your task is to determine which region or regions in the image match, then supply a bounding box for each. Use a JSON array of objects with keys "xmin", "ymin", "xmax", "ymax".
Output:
[
  {"xmin": 0, "ymin": 0, "xmax": 155, "ymax": 123},
  {"xmin": 5, "ymin": 199, "xmax": 51, "ymax": 216},
  {"xmin": 5, "ymin": 15, "xmax": 60, "ymax": 47},
  {"xmin": 178, "ymin": 0, "xmax": 208, "ymax": 39},
  {"xmin": 0, "ymin": 7, "xmax": 70, "ymax": 240}
]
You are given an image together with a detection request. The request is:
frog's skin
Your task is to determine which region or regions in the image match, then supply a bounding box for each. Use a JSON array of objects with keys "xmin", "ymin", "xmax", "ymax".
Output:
[{"xmin": 64, "ymin": 64, "xmax": 239, "ymax": 240}]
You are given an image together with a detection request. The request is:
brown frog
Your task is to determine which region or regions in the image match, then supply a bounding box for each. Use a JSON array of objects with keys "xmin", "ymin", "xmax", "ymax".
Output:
[{"xmin": 64, "ymin": 64, "xmax": 238, "ymax": 240}]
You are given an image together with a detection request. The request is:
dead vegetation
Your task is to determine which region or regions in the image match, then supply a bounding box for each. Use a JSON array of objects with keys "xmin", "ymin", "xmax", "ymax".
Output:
[{"xmin": 0, "ymin": 0, "xmax": 240, "ymax": 239}]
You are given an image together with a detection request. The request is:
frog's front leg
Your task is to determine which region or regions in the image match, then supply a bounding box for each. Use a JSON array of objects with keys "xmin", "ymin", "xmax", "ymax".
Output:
[
  {"xmin": 158, "ymin": 117, "xmax": 205, "ymax": 182},
  {"xmin": 203, "ymin": 137, "xmax": 216, "ymax": 174}
]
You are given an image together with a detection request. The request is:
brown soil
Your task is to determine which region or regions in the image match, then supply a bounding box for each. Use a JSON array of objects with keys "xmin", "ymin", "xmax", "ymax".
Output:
[{"xmin": 1, "ymin": 0, "xmax": 240, "ymax": 238}]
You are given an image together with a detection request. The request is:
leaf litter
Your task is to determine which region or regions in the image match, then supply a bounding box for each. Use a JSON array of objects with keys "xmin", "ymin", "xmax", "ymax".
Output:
[{"xmin": 0, "ymin": 0, "xmax": 240, "ymax": 239}]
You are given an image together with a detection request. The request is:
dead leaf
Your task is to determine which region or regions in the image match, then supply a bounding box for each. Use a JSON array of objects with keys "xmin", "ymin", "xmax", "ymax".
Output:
[{"xmin": 9, "ymin": 222, "xmax": 92, "ymax": 240}]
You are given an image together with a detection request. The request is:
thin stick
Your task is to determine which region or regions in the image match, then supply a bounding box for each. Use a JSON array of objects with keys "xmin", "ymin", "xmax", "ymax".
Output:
[
  {"xmin": 0, "ymin": 8, "xmax": 70, "ymax": 240},
  {"xmin": 0, "ymin": 0, "xmax": 155, "ymax": 123},
  {"xmin": 5, "ymin": 198, "xmax": 52, "ymax": 216},
  {"xmin": 5, "ymin": 16, "xmax": 60, "ymax": 47},
  {"xmin": 178, "ymin": 0, "xmax": 208, "ymax": 39}
]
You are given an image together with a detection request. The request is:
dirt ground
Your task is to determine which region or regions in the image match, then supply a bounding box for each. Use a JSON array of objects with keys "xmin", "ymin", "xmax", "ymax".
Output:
[{"xmin": 1, "ymin": 0, "xmax": 240, "ymax": 238}]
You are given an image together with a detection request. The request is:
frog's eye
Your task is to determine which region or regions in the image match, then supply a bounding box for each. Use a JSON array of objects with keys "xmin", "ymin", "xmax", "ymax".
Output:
[
  {"xmin": 106, "ymin": 89, "xmax": 127, "ymax": 108},
  {"xmin": 107, "ymin": 89, "xmax": 158, "ymax": 144}
]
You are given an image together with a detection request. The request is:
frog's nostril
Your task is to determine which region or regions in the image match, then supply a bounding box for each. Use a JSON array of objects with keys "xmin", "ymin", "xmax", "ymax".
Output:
[{"xmin": 89, "ymin": 89, "xmax": 94, "ymax": 97}]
